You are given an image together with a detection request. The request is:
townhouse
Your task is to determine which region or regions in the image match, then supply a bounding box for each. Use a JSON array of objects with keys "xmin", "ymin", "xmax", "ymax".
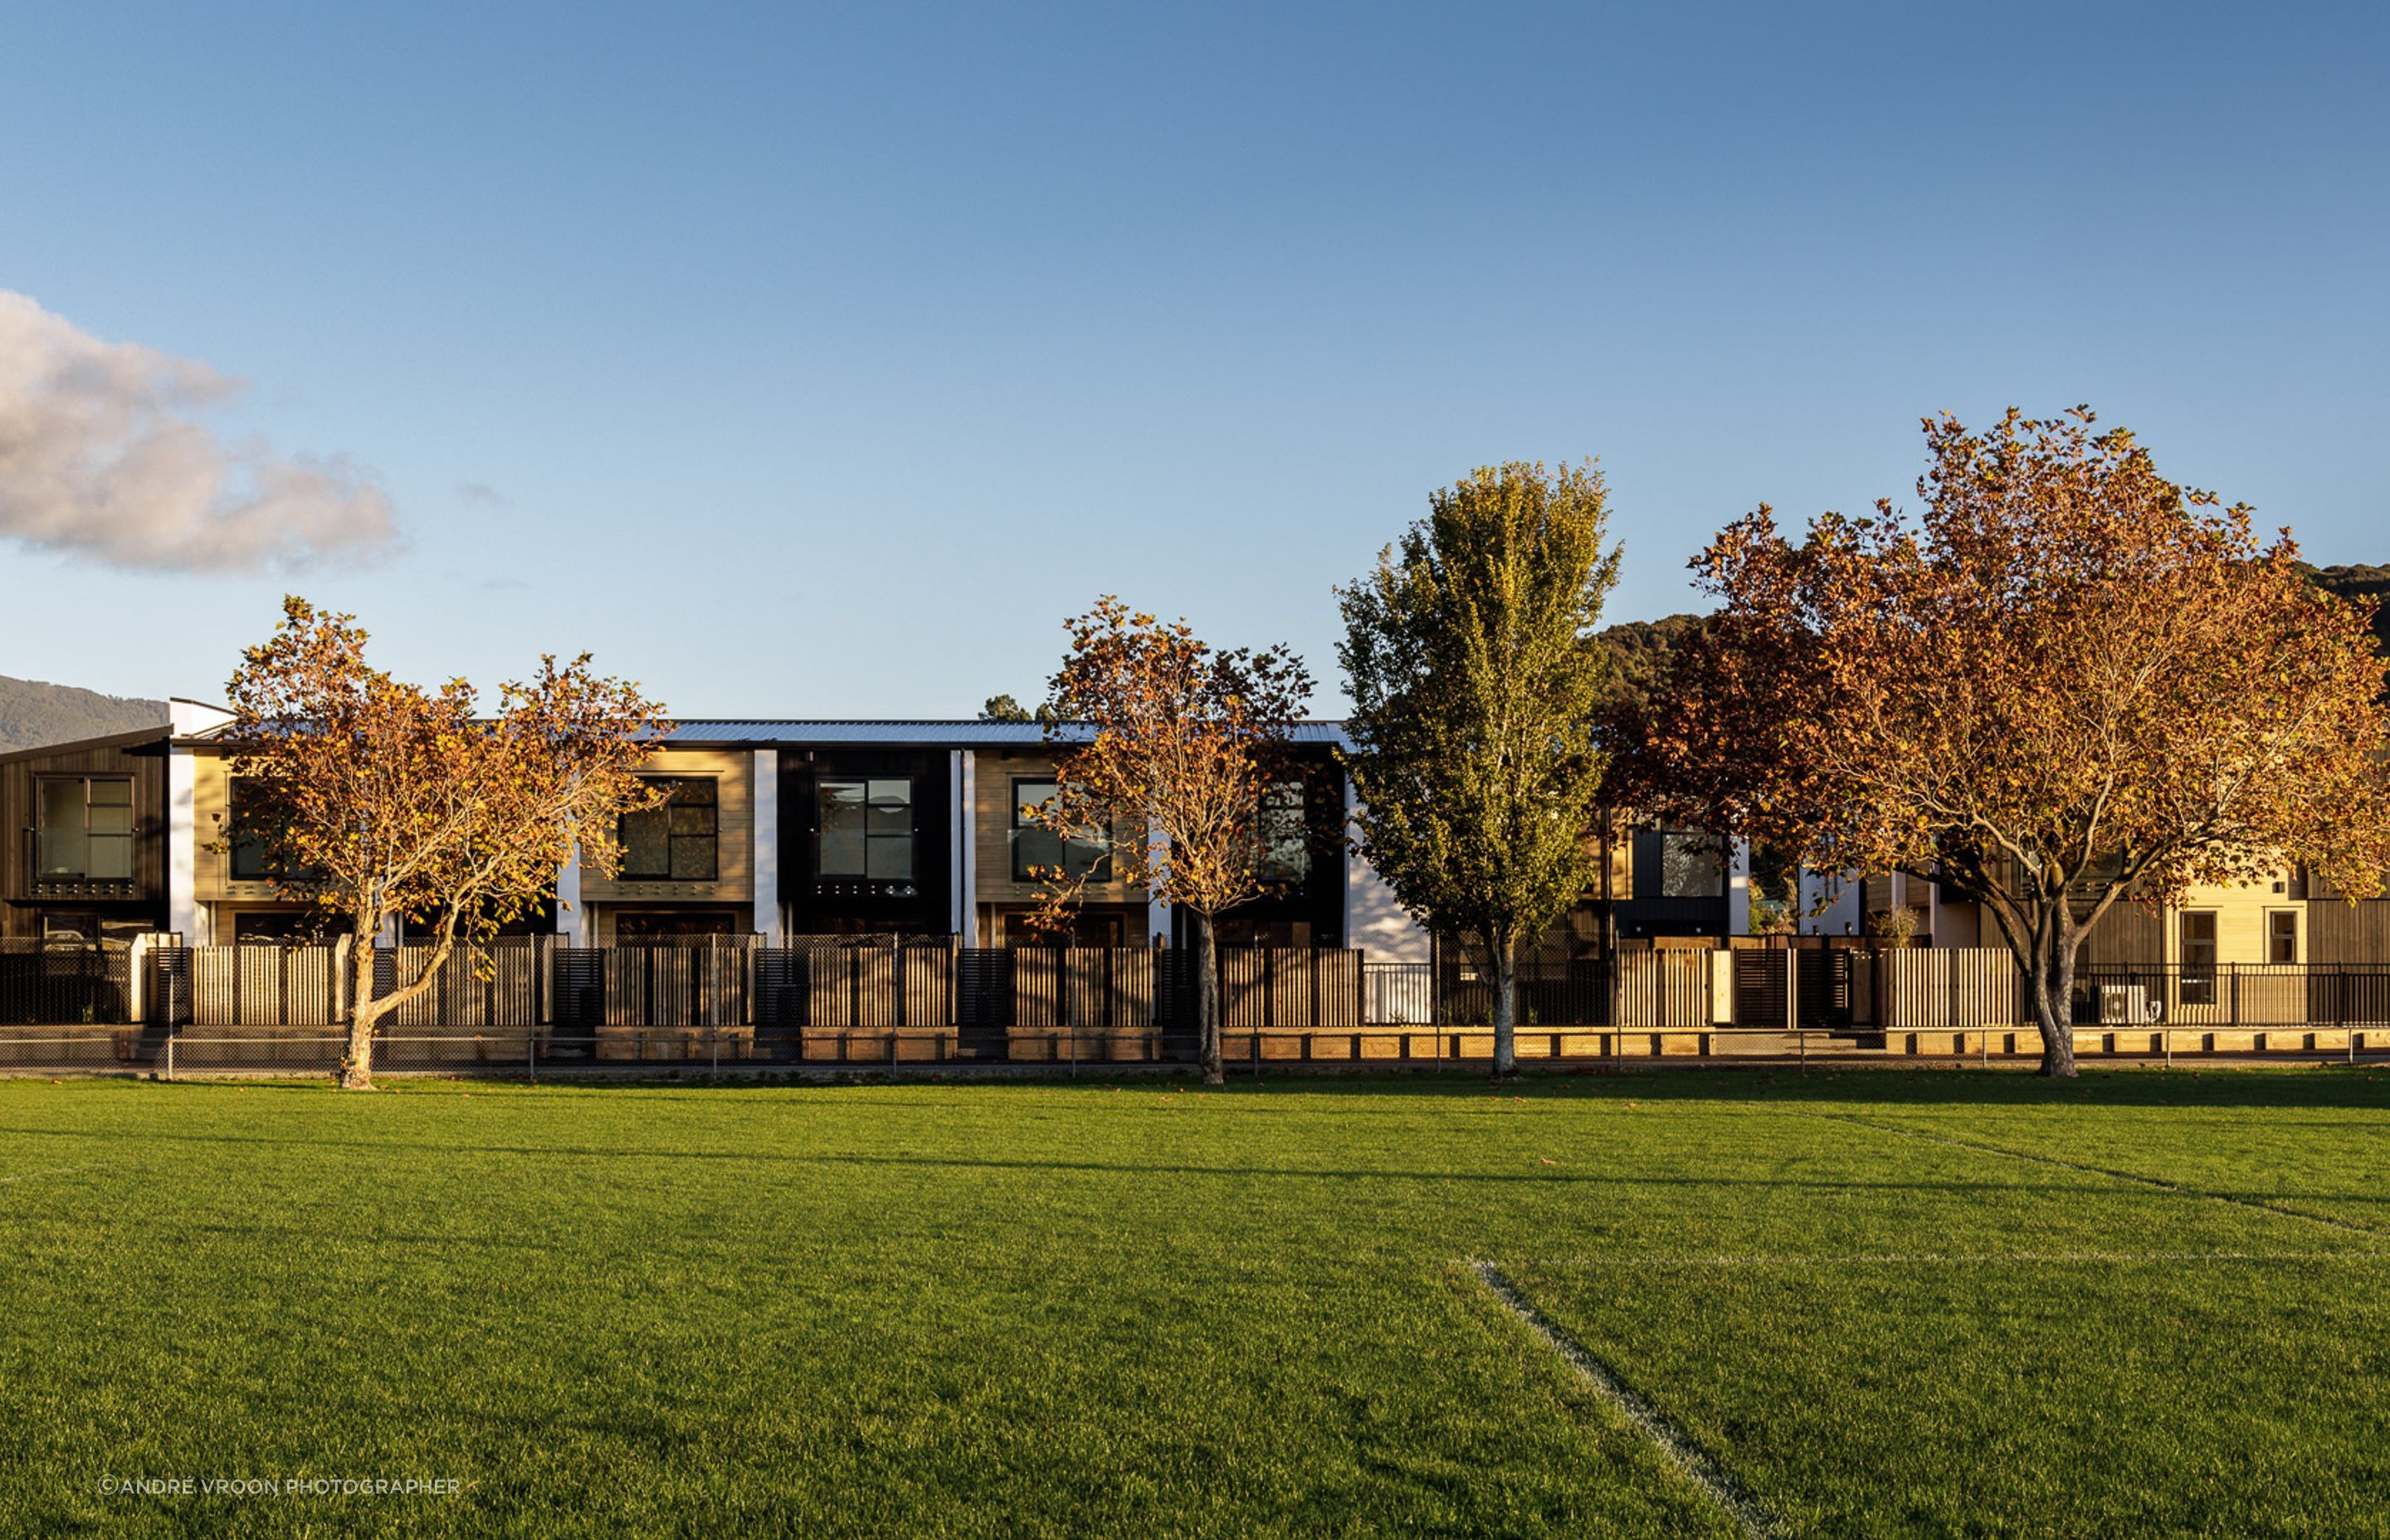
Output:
[
  {"xmin": 138, "ymin": 712, "xmax": 1736, "ymax": 960},
  {"xmin": 1788, "ymin": 860, "xmax": 2390, "ymax": 971},
  {"xmin": 15, "ymin": 703, "xmax": 2363, "ymax": 975},
  {"xmin": 0, "ymin": 723, "xmax": 176, "ymax": 943}
]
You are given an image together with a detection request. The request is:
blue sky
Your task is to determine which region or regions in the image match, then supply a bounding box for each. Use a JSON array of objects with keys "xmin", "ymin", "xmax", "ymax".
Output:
[{"xmin": 1, "ymin": 2, "xmax": 2383, "ymax": 716}]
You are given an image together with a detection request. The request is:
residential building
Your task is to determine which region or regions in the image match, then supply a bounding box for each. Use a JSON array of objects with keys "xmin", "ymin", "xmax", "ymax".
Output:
[{"xmin": 0, "ymin": 723, "xmax": 174, "ymax": 943}]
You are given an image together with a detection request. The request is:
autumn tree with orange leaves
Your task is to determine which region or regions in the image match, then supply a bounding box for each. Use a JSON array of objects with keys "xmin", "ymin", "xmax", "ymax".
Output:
[
  {"xmin": 1029, "ymin": 597, "xmax": 1313, "ymax": 1084},
  {"xmin": 222, "ymin": 597, "xmax": 666, "ymax": 1089},
  {"xmin": 1623, "ymin": 409, "xmax": 2390, "ymax": 1076}
]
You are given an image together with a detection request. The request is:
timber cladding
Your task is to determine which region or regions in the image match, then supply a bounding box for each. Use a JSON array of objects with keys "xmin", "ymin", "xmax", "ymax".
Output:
[
  {"xmin": 578, "ymin": 748, "xmax": 755, "ymax": 907},
  {"xmin": 193, "ymin": 744, "xmax": 759, "ymax": 913},
  {"xmin": 0, "ymin": 729, "xmax": 170, "ymax": 939},
  {"xmin": 2305, "ymin": 899, "xmax": 2390, "ymax": 965},
  {"xmin": 972, "ymin": 750, "xmax": 1145, "ymax": 909}
]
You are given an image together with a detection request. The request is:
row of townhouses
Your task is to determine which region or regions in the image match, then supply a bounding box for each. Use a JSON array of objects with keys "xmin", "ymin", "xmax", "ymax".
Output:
[{"xmin": 5, "ymin": 701, "xmax": 2386, "ymax": 972}]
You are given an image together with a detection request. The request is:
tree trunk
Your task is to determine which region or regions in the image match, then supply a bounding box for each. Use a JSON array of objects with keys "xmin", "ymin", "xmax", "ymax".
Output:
[
  {"xmin": 1197, "ymin": 912, "xmax": 1222, "ymax": 1086},
  {"xmin": 1491, "ymin": 934, "xmax": 1519, "ymax": 1080},
  {"xmin": 2033, "ymin": 925, "xmax": 2079, "ymax": 1079},
  {"xmin": 341, "ymin": 922, "xmax": 380, "ymax": 1090}
]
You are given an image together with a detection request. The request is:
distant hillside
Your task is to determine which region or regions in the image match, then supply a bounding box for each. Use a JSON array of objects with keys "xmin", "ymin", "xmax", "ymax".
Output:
[
  {"xmin": 1593, "ymin": 613, "xmax": 1707, "ymax": 715},
  {"xmin": 2305, "ymin": 563, "xmax": 2390, "ymax": 655},
  {"xmin": 0, "ymin": 676, "xmax": 167, "ymax": 754}
]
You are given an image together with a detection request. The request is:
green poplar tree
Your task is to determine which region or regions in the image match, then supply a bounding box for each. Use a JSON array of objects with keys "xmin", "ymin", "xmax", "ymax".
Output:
[{"xmin": 1337, "ymin": 461, "xmax": 1621, "ymax": 1076}]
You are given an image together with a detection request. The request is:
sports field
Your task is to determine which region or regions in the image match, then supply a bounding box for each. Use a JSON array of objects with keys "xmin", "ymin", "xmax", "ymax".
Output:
[{"xmin": 1, "ymin": 1068, "xmax": 2383, "ymax": 1538}]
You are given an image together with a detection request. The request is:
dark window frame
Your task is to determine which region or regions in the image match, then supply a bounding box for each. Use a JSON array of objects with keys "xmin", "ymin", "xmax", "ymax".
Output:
[
  {"xmin": 2266, "ymin": 909, "xmax": 2299, "ymax": 966},
  {"xmin": 1256, "ymin": 780, "xmax": 1311, "ymax": 885},
  {"xmin": 816, "ymin": 776, "xmax": 915, "ymax": 884},
  {"xmin": 32, "ymin": 774, "xmax": 135, "ymax": 884},
  {"xmin": 227, "ymin": 777, "xmax": 304, "ymax": 883},
  {"xmin": 2179, "ymin": 909, "xmax": 2219, "ymax": 1006},
  {"xmin": 1657, "ymin": 831, "xmax": 1725, "ymax": 899},
  {"xmin": 1011, "ymin": 777, "xmax": 1112, "ymax": 884},
  {"xmin": 618, "ymin": 777, "xmax": 720, "ymax": 882}
]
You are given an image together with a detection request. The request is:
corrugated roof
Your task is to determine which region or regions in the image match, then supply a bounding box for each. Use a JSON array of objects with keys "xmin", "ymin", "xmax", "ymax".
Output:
[
  {"xmin": 177, "ymin": 719, "xmax": 1353, "ymax": 749},
  {"xmin": 658, "ymin": 719, "xmax": 1353, "ymax": 748}
]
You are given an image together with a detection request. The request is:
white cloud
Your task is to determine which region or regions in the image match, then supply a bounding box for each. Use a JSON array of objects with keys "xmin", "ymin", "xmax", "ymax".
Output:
[{"xmin": 0, "ymin": 291, "xmax": 398, "ymax": 572}]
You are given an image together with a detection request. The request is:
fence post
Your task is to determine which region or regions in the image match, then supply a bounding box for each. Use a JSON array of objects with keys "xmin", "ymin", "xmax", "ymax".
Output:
[
  {"xmin": 164, "ymin": 1035, "xmax": 173, "ymax": 1082},
  {"xmin": 711, "ymin": 1027, "xmax": 719, "ymax": 1084},
  {"xmin": 528, "ymin": 1027, "xmax": 536, "ymax": 1087}
]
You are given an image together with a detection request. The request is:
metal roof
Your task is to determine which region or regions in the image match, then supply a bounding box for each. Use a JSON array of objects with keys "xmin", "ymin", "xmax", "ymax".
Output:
[
  {"xmin": 173, "ymin": 719, "xmax": 1353, "ymax": 749},
  {"xmin": 658, "ymin": 719, "xmax": 1353, "ymax": 749}
]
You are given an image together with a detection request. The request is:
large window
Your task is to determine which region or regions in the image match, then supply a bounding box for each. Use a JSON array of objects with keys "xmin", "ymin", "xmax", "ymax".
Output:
[
  {"xmin": 1012, "ymin": 779, "xmax": 1110, "ymax": 882},
  {"xmin": 1257, "ymin": 781, "xmax": 1310, "ymax": 883},
  {"xmin": 1658, "ymin": 832, "xmax": 1724, "ymax": 899},
  {"xmin": 2179, "ymin": 909, "xmax": 2218, "ymax": 1006},
  {"xmin": 818, "ymin": 777, "xmax": 913, "ymax": 880},
  {"xmin": 227, "ymin": 778, "xmax": 322, "ymax": 882},
  {"xmin": 2266, "ymin": 909, "xmax": 2299, "ymax": 966},
  {"xmin": 618, "ymin": 777, "xmax": 719, "ymax": 881},
  {"xmin": 35, "ymin": 777, "xmax": 134, "ymax": 883}
]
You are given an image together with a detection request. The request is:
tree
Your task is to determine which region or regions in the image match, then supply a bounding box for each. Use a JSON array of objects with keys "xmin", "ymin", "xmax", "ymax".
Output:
[
  {"xmin": 979, "ymin": 694, "xmax": 1034, "ymax": 724},
  {"xmin": 1591, "ymin": 612, "xmax": 1709, "ymax": 718},
  {"xmin": 221, "ymin": 597, "xmax": 666, "ymax": 1089},
  {"xmin": 1337, "ymin": 461, "xmax": 1621, "ymax": 1077},
  {"xmin": 1625, "ymin": 408, "xmax": 2390, "ymax": 1076},
  {"xmin": 979, "ymin": 693, "xmax": 1055, "ymax": 726},
  {"xmin": 2303, "ymin": 563, "xmax": 2390, "ymax": 658},
  {"xmin": 1029, "ymin": 597, "xmax": 1312, "ymax": 1085}
]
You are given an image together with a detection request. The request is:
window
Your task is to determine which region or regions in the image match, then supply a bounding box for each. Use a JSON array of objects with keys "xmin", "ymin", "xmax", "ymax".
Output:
[
  {"xmin": 1659, "ymin": 832, "xmax": 1724, "ymax": 899},
  {"xmin": 227, "ymin": 778, "xmax": 295, "ymax": 881},
  {"xmin": 1257, "ymin": 781, "xmax": 1310, "ymax": 883},
  {"xmin": 41, "ymin": 914, "xmax": 99, "ymax": 945},
  {"xmin": 817, "ymin": 777, "xmax": 912, "ymax": 881},
  {"xmin": 1011, "ymin": 779, "xmax": 1110, "ymax": 882},
  {"xmin": 2179, "ymin": 910, "xmax": 2218, "ymax": 1006},
  {"xmin": 2267, "ymin": 910, "xmax": 2299, "ymax": 966},
  {"xmin": 34, "ymin": 777, "xmax": 133, "ymax": 882},
  {"xmin": 618, "ymin": 777, "xmax": 719, "ymax": 881},
  {"xmin": 615, "ymin": 911, "xmax": 737, "ymax": 943}
]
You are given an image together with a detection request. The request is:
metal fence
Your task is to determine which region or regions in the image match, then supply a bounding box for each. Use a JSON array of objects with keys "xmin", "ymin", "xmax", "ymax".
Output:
[
  {"xmin": 0, "ymin": 940, "xmax": 134, "ymax": 1026},
  {"xmin": 8, "ymin": 939, "xmax": 2390, "ymax": 1075}
]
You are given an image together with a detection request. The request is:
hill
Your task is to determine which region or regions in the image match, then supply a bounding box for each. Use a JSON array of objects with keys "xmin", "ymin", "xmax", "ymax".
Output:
[
  {"xmin": 2305, "ymin": 563, "xmax": 2390, "ymax": 655},
  {"xmin": 1593, "ymin": 613, "xmax": 1707, "ymax": 715},
  {"xmin": 0, "ymin": 676, "xmax": 167, "ymax": 754}
]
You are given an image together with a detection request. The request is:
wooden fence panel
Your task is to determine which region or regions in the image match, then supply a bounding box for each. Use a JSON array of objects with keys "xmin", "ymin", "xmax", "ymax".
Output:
[
  {"xmin": 902, "ymin": 946, "xmax": 952, "ymax": 1027},
  {"xmin": 1878, "ymin": 948, "xmax": 2027, "ymax": 1030},
  {"xmin": 1012, "ymin": 949, "xmax": 1059, "ymax": 1028},
  {"xmin": 1110, "ymin": 948, "xmax": 1154, "ymax": 1028},
  {"xmin": 1613, "ymin": 950, "xmax": 1710, "ymax": 1028},
  {"xmin": 1312, "ymin": 949, "xmax": 1361, "ymax": 1027},
  {"xmin": 1221, "ymin": 950, "xmax": 1268, "ymax": 1028}
]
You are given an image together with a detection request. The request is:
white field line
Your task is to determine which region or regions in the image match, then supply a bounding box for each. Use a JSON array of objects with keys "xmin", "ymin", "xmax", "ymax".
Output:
[
  {"xmin": 1800, "ymin": 1109, "xmax": 2383, "ymax": 1238},
  {"xmin": 1514, "ymin": 1249, "xmax": 2386, "ymax": 1269},
  {"xmin": 0, "ymin": 1163, "xmax": 88, "ymax": 1186},
  {"xmin": 1471, "ymin": 1260, "xmax": 1786, "ymax": 1540}
]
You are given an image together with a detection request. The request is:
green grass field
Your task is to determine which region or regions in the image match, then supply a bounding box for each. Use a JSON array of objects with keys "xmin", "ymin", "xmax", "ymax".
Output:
[{"xmin": 1, "ymin": 1067, "xmax": 2383, "ymax": 1538}]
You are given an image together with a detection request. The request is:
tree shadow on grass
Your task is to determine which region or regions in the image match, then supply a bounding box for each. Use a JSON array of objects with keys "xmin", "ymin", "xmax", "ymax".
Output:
[{"xmin": 17, "ymin": 1063, "xmax": 2390, "ymax": 1112}]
